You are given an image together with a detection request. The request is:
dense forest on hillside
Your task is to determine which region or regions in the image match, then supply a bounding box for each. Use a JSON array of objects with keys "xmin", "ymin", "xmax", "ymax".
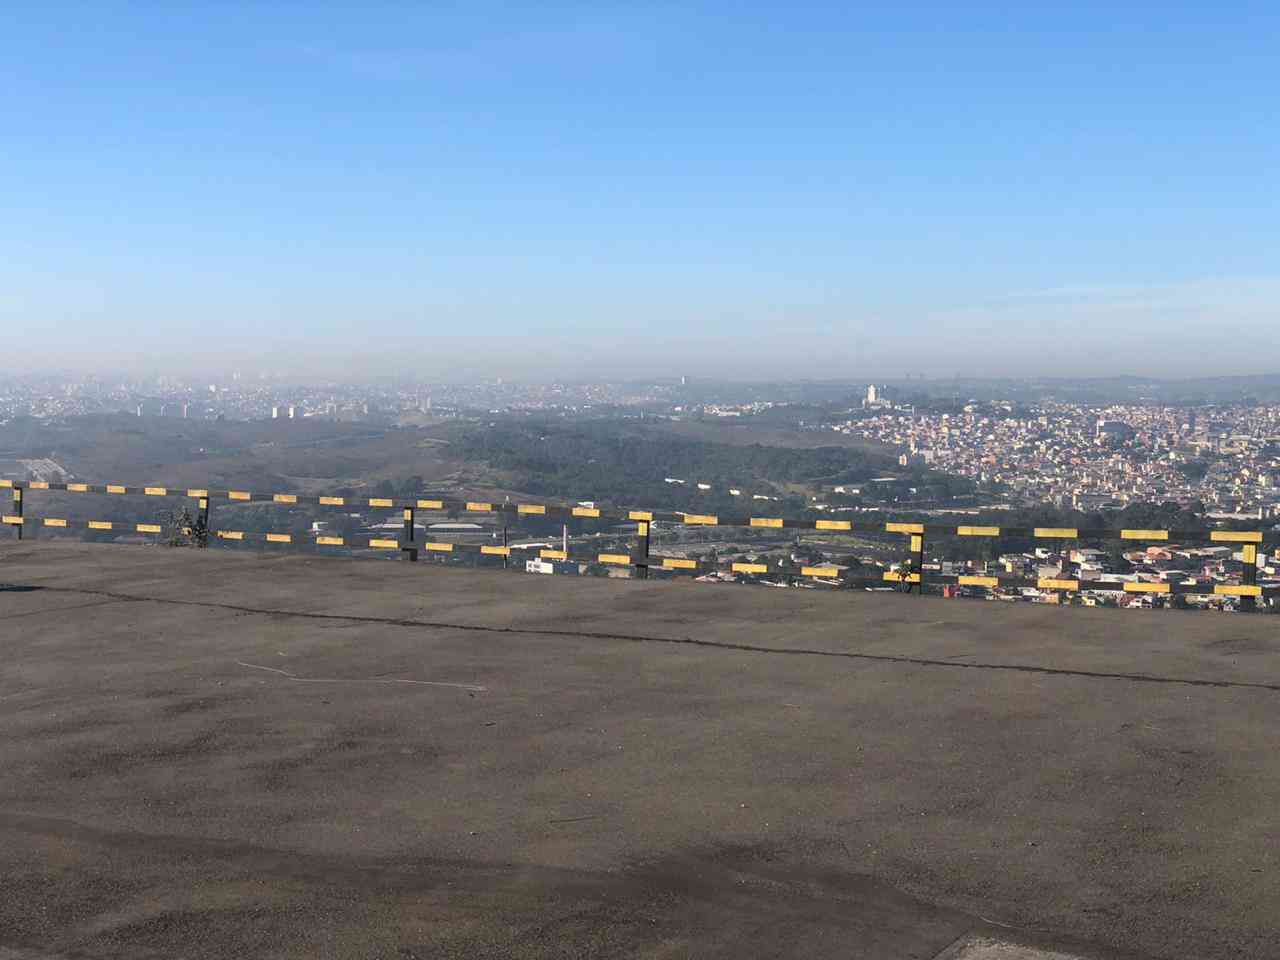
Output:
[{"xmin": 441, "ymin": 418, "xmax": 971, "ymax": 514}]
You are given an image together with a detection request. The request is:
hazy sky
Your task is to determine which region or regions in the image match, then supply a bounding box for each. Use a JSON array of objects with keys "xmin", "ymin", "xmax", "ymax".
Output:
[{"xmin": 3, "ymin": 2, "xmax": 1277, "ymax": 379}]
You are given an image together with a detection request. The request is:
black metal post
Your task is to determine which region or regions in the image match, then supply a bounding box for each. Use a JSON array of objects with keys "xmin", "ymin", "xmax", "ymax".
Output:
[
  {"xmin": 12, "ymin": 485, "xmax": 23, "ymax": 541},
  {"xmin": 502, "ymin": 522, "xmax": 509, "ymax": 569},
  {"xmin": 198, "ymin": 496, "xmax": 210, "ymax": 547},
  {"xmin": 1241, "ymin": 543, "xmax": 1258, "ymax": 613},
  {"xmin": 637, "ymin": 520, "xmax": 650, "ymax": 579},
  {"xmin": 402, "ymin": 505, "xmax": 418, "ymax": 561},
  {"xmin": 911, "ymin": 533, "xmax": 924, "ymax": 595}
]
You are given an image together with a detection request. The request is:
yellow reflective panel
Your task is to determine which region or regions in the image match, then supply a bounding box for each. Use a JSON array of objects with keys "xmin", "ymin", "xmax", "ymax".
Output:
[
  {"xmin": 1211, "ymin": 530, "xmax": 1263, "ymax": 543},
  {"xmin": 886, "ymin": 522, "xmax": 924, "ymax": 534},
  {"xmin": 1215, "ymin": 584, "xmax": 1262, "ymax": 597}
]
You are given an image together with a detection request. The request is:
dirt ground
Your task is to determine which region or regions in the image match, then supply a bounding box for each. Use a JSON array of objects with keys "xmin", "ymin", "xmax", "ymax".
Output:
[{"xmin": 3, "ymin": 542, "xmax": 1278, "ymax": 959}]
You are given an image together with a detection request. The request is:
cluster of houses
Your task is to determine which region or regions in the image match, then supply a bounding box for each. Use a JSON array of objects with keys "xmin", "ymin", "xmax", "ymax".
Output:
[
  {"xmin": 674, "ymin": 541, "xmax": 1278, "ymax": 611},
  {"xmin": 933, "ymin": 543, "xmax": 1278, "ymax": 609}
]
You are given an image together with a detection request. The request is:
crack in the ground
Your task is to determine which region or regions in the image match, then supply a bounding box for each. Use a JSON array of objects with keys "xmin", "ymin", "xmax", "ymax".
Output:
[
  {"xmin": 17, "ymin": 583, "xmax": 1280, "ymax": 695},
  {"xmin": 0, "ymin": 597, "xmax": 134, "ymax": 621}
]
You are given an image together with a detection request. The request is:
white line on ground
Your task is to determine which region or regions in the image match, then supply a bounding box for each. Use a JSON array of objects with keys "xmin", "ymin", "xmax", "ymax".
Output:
[
  {"xmin": 234, "ymin": 661, "xmax": 486, "ymax": 691},
  {"xmin": 934, "ymin": 937, "xmax": 1088, "ymax": 960}
]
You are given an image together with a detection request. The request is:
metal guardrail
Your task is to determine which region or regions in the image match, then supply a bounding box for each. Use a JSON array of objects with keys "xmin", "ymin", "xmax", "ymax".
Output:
[{"xmin": 3, "ymin": 478, "xmax": 1277, "ymax": 609}]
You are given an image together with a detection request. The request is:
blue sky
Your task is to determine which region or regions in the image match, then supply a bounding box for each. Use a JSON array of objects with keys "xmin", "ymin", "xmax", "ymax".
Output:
[{"xmin": 3, "ymin": 2, "xmax": 1277, "ymax": 378}]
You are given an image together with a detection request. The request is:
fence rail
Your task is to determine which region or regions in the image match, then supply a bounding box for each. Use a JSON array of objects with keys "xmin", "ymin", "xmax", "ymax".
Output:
[{"xmin": 4, "ymin": 477, "xmax": 1277, "ymax": 609}]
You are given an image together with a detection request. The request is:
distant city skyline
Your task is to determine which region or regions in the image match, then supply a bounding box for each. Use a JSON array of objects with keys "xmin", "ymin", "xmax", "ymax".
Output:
[{"xmin": 3, "ymin": 3, "xmax": 1277, "ymax": 377}]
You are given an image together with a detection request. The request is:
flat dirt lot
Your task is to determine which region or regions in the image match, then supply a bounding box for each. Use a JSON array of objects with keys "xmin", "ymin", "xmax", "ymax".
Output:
[{"xmin": 3, "ymin": 542, "xmax": 1278, "ymax": 959}]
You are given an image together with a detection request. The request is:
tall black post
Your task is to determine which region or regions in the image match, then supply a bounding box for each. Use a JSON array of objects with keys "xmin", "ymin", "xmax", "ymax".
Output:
[
  {"xmin": 12, "ymin": 485, "xmax": 23, "ymax": 541},
  {"xmin": 198, "ymin": 496, "xmax": 210, "ymax": 547},
  {"xmin": 403, "ymin": 505, "xmax": 418, "ymax": 561},
  {"xmin": 1242, "ymin": 543, "xmax": 1258, "ymax": 613},
  {"xmin": 911, "ymin": 533, "xmax": 924, "ymax": 595},
  {"xmin": 637, "ymin": 520, "xmax": 650, "ymax": 579}
]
